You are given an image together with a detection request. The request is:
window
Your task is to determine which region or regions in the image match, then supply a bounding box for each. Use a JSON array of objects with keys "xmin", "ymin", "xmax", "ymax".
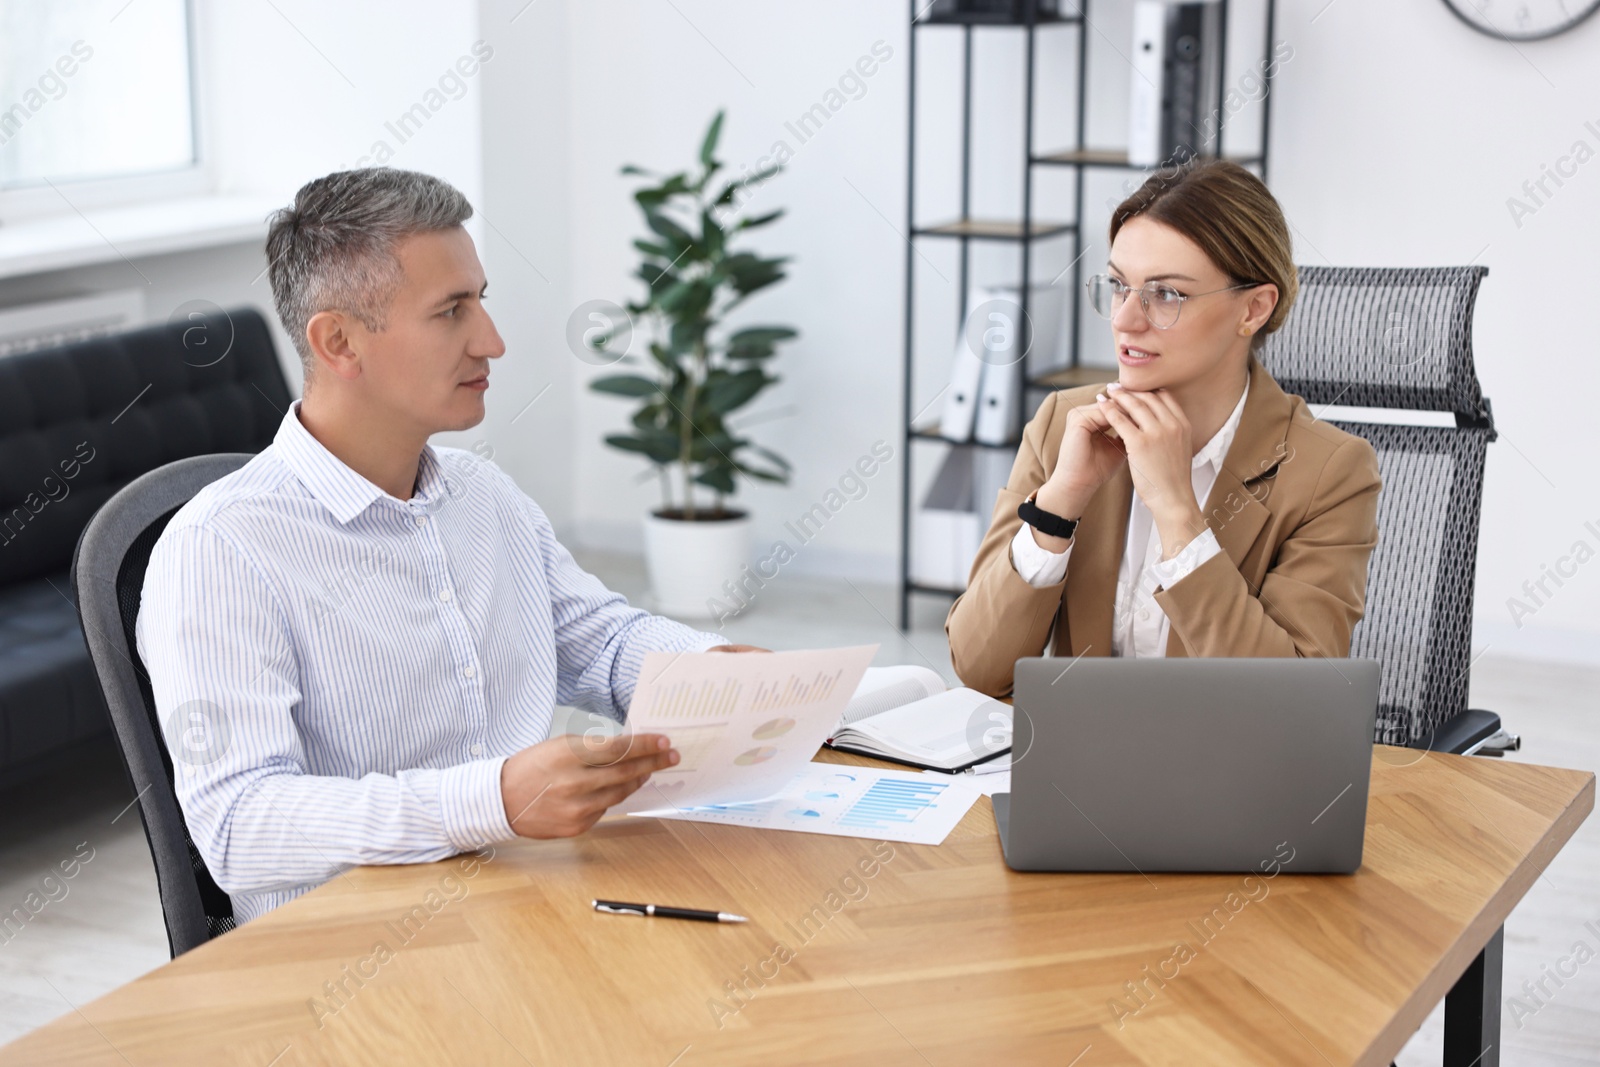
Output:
[{"xmin": 0, "ymin": 0, "xmax": 202, "ymax": 220}]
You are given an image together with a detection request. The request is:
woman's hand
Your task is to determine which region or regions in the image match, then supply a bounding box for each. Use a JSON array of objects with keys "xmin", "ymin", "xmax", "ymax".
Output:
[
  {"xmin": 1096, "ymin": 386, "xmax": 1206, "ymax": 557},
  {"xmin": 1029, "ymin": 400, "xmax": 1128, "ymax": 550}
]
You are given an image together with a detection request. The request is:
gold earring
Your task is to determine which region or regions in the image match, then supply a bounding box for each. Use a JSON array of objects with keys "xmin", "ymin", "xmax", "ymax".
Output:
[{"xmin": 1240, "ymin": 325, "xmax": 1253, "ymax": 337}]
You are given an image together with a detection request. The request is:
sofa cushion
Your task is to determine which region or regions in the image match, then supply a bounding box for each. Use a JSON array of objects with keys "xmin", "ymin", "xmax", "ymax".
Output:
[
  {"xmin": 0, "ymin": 573, "xmax": 104, "ymax": 768},
  {"xmin": 0, "ymin": 306, "xmax": 293, "ymax": 586}
]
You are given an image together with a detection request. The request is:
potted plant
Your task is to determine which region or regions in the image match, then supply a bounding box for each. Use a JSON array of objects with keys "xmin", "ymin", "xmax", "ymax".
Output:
[{"xmin": 589, "ymin": 111, "xmax": 796, "ymax": 617}]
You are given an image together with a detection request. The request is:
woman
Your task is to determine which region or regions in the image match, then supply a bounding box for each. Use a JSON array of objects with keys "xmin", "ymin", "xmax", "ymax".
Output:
[{"xmin": 946, "ymin": 159, "xmax": 1381, "ymax": 699}]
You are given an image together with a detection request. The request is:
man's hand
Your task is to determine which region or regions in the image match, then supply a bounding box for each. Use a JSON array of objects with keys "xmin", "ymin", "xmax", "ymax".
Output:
[{"xmin": 499, "ymin": 732, "xmax": 679, "ymax": 838}]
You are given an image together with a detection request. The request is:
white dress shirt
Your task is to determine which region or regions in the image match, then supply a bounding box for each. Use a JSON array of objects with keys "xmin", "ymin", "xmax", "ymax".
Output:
[
  {"xmin": 1009, "ymin": 382, "xmax": 1249, "ymax": 658},
  {"xmin": 137, "ymin": 402, "xmax": 724, "ymax": 923}
]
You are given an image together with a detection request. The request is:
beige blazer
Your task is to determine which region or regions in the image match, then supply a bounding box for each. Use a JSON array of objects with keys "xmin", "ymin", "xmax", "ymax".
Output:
[{"xmin": 945, "ymin": 358, "xmax": 1382, "ymax": 699}]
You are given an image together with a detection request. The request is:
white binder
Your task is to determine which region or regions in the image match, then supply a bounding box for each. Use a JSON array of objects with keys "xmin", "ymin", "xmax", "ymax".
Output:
[
  {"xmin": 974, "ymin": 359, "xmax": 1023, "ymax": 447},
  {"xmin": 1129, "ymin": 0, "xmax": 1222, "ymax": 168},
  {"xmin": 970, "ymin": 282, "xmax": 1065, "ymax": 446},
  {"xmin": 938, "ymin": 286, "xmax": 991, "ymax": 443},
  {"xmin": 912, "ymin": 448, "xmax": 983, "ymax": 590},
  {"xmin": 1128, "ymin": 1, "xmax": 1167, "ymax": 168}
]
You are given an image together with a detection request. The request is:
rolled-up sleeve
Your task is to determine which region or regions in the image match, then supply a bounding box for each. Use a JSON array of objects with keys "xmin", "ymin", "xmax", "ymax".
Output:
[{"xmin": 1010, "ymin": 523, "xmax": 1072, "ymax": 588}]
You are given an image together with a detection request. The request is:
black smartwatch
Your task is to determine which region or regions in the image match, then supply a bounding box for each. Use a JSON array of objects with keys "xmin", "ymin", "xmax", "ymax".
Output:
[{"xmin": 1017, "ymin": 491, "xmax": 1078, "ymax": 540}]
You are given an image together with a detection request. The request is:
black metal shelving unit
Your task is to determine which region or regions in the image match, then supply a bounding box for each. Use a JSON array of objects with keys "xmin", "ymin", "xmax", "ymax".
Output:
[{"xmin": 898, "ymin": 0, "xmax": 1279, "ymax": 629}]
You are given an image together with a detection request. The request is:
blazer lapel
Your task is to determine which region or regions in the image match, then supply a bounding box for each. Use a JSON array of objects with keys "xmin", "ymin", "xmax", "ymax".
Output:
[
  {"xmin": 1062, "ymin": 466, "xmax": 1132, "ymax": 658},
  {"xmin": 1163, "ymin": 358, "xmax": 1297, "ymax": 657}
]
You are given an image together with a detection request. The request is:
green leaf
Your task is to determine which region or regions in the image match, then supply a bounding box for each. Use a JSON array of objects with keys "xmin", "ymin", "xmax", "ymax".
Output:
[
  {"xmin": 701, "ymin": 368, "xmax": 771, "ymax": 414},
  {"xmin": 669, "ymin": 318, "xmax": 706, "ymax": 355},
  {"xmin": 645, "ymin": 211, "xmax": 696, "ymax": 249},
  {"xmin": 726, "ymin": 325, "xmax": 796, "ymax": 361},
  {"xmin": 734, "ymin": 462, "xmax": 788, "ymax": 484},
  {"xmin": 725, "ymin": 256, "xmax": 788, "ymax": 298},
  {"xmin": 749, "ymin": 443, "xmax": 793, "ymax": 473},
  {"xmin": 728, "ymin": 326, "xmax": 797, "ymax": 347},
  {"xmin": 701, "ymin": 208, "xmax": 725, "ymax": 260},
  {"xmin": 634, "ymin": 173, "xmax": 690, "ymax": 208},
  {"xmin": 590, "ymin": 374, "xmax": 660, "ymax": 398},
  {"xmin": 737, "ymin": 209, "xmax": 784, "ymax": 230},
  {"xmin": 636, "ymin": 263, "xmax": 679, "ymax": 300},
  {"xmin": 659, "ymin": 278, "xmax": 713, "ymax": 320},
  {"xmin": 648, "ymin": 342, "xmax": 678, "ymax": 371},
  {"xmin": 713, "ymin": 164, "xmax": 782, "ymax": 205},
  {"xmin": 694, "ymin": 464, "xmax": 738, "ymax": 495},
  {"xmin": 633, "ymin": 238, "xmax": 672, "ymax": 258},
  {"xmin": 700, "ymin": 111, "xmax": 725, "ymax": 168},
  {"xmin": 620, "ymin": 164, "xmax": 654, "ymax": 176},
  {"xmin": 605, "ymin": 432, "xmax": 679, "ymax": 465}
]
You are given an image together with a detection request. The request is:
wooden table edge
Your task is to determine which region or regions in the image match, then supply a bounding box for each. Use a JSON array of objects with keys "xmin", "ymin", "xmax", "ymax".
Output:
[{"xmin": 1361, "ymin": 766, "xmax": 1596, "ymax": 1065}]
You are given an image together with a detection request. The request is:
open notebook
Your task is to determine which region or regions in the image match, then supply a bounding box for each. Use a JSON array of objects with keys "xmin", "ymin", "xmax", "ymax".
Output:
[{"xmin": 827, "ymin": 665, "xmax": 1012, "ymax": 772}]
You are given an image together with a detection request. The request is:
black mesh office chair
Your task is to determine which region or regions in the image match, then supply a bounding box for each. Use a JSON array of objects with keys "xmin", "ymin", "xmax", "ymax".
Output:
[
  {"xmin": 71, "ymin": 453, "xmax": 253, "ymax": 957},
  {"xmin": 1257, "ymin": 264, "xmax": 1518, "ymax": 757},
  {"xmin": 1259, "ymin": 266, "xmax": 1516, "ymax": 1066}
]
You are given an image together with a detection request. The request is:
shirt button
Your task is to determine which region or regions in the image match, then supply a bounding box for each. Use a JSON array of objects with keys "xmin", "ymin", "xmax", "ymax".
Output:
[
  {"xmin": 470, "ymin": 743, "xmax": 483, "ymax": 756},
  {"xmin": 415, "ymin": 514, "xmax": 428, "ymax": 527},
  {"xmin": 1137, "ymin": 609, "xmax": 1151, "ymax": 622},
  {"xmin": 438, "ymin": 588, "xmax": 452, "ymax": 602},
  {"xmin": 463, "ymin": 664, "xmax": 476, "ymax": 679}
]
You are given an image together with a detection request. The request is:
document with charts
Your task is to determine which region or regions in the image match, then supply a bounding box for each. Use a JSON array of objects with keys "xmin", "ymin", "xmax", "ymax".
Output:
[
  {"xmin": 635, "ymin": 761, "xmax": 983, "ymax": 846},
  {"xmin": 611, "ymin": 644, "xmax": 879, "ymax": 815}
]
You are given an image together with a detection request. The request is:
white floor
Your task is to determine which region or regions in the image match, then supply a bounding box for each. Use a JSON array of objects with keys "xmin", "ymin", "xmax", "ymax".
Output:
[{"xmin": 0, "ymin": 550, "xmax": 1595, "ymax": 1064}]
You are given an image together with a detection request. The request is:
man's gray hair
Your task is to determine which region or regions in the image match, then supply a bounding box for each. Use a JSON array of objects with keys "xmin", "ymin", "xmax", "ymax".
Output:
[{"xmin": 265, "ymin": 168, "xmax": 474, "ymax": 376}]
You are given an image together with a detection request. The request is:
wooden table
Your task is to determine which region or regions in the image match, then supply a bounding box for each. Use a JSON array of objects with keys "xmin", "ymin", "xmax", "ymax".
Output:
[{"xmin": 4, "ymin": 746, "xmax": 1590, "ymax": 1067}]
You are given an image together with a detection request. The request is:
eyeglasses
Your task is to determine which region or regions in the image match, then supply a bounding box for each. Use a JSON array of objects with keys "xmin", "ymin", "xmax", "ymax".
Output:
[{"xmin": 1086, "ymin": 273, "xmax": 1261, "ymax": 330}]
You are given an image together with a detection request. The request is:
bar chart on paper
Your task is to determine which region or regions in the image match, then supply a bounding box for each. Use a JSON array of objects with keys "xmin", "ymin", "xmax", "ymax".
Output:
[
  {"xmin": 637, "ymin": 761, "xmax": 982, "ymax": 845},
  {"xmin": 837, "ymin": 777, "xmax": 954, "ymax": 831}
]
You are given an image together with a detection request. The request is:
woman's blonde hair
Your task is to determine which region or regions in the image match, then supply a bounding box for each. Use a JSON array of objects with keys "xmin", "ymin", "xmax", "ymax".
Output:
[{"xmin": 1109, "ymin": 159, "xmax": 1296, "ymax": 349}]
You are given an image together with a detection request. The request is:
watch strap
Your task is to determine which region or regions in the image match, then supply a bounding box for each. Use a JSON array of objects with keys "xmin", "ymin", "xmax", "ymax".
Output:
[{"xmin": 1017, "ymin": 492, "xmax": 1078, "ymax": 540}]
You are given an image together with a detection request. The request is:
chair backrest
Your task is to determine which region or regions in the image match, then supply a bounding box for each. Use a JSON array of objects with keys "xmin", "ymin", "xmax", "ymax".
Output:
[
  {"xmin": 72, "ymin": 453, "xmax": 253, "ymax": 957},
  {"xmin": 1257, "ymin": 266, "xmax": 1494, "ymax": 744},
  {"xmin": 0, "ymin": 305, "xmax": 291, "ymax": 585}
]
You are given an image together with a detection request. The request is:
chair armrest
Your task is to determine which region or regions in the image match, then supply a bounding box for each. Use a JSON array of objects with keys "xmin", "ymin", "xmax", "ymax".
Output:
[{"xmin": 1424, "ymin": 708, "xmax": 1516, "ymax": 756}]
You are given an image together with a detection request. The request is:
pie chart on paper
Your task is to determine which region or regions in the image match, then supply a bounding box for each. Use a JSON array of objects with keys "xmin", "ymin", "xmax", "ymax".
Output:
[
  {"xmin": 752, "ymin": 717, "xmax": 796, "ymax": 740},
  {"xmin": 734, "ymin": 746, "xmax": 779, "ymax": 766}
]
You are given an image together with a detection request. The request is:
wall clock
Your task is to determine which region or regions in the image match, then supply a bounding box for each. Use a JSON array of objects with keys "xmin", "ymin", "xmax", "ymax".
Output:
[{"xmin": 1441, "ymin": 0, "xmax": 1600, "ymax": 40}]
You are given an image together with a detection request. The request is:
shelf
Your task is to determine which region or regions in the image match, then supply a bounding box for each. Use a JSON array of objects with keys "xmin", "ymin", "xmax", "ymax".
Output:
[
  {"xmin": 910, "ymin": 423, "xmax": 1023, "ymax": 450},
  {"xmin": 1029, "ymin": 365, "xmax": 1116, "ymax": 390},
  {"xmin": 1031, "ymin": 148, "xmax": 1265, "ymax": 170},
  {"xmin": 916, "ymin": 12, "xmax": 1081, "ymax": 26},
  {"xmin": 912, "ymin": 218, "xmax": 1075, "ymax": 241},
  {"xmin": 905, "ymin": 580, "xmax": 966, "ymax": 598}
]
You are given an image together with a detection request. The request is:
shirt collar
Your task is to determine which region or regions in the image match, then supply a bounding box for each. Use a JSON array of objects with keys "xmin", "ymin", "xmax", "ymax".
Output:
[
  {"xmin": 1191, "ymin": 378, "xmax": 1250, "ymax": 474},
  {"xmin": 273, "ymin": 401, "xmax": 449, "ymax": 524}
]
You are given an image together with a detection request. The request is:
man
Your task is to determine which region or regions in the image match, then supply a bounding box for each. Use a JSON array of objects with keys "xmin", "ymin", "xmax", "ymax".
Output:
[{"xmin": 138, "ymin": 168, "xmax": 756, "ymax": 923}]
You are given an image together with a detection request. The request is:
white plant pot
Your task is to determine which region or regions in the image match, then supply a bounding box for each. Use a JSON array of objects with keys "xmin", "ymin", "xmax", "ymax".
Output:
[{"xmin": 642, "ymin": 510, "xmax": 752, "ymax": 619}]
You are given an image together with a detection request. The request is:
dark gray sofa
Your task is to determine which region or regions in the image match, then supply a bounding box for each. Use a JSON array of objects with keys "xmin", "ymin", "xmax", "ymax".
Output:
[{"xmin": 0, "ymin": 305, "xmax": 291, "ymax": 786}]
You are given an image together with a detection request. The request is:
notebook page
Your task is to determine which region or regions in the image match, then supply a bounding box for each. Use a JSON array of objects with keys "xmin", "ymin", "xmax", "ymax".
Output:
[
  {"xmin": 837, "ymin": 665, "xmax": 947, "ymax": 728},
  {"xmin": 845, "ymin": 688, "xmax": 1011, "ymax": 763}
]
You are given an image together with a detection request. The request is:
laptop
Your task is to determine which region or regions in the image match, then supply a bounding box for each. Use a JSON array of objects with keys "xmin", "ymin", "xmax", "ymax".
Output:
[{"xmin": 993, "ymin": 658, "xmax": 1380, "ymax": 874}]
